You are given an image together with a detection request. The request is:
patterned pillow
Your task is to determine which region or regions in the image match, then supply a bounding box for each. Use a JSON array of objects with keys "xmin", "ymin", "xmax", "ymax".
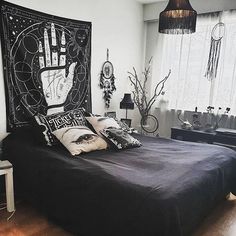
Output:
[
  {"xmin": 100, "ymin": 128, "xmax": 142, "ymax": 150},
  {"xmin": 85, "ymin": 116, "xmax": 120, "ymax": 136},
  {"xmin": 85, "ymin": 111, "xmax": 136, "ymax": 134},
  {"xmin": 53, "ymin": 126, "xmax": 108, "ymax": 156},
  {"xmin": 35, "ymin": 108, "xmax": 86, "ymax": 146},
  {"xmin": 114, "ymin": 118, "xmax": 137, "ymax": 134}
]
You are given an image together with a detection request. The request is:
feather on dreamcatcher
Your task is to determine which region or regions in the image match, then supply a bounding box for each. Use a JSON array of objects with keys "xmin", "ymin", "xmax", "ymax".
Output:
[
  {"xmin": 205, "ymin": 22, "xmax": 225, "ymax": 80},
  {"xmin": 99, "ymin": 49, "xmax": 116, "ymax": 108}
]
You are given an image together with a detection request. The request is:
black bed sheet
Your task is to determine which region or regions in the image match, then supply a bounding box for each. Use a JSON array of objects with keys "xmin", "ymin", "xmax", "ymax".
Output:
[{"xmin": 3, "ymin": 129, "xmax": 236, "ymax": 236}]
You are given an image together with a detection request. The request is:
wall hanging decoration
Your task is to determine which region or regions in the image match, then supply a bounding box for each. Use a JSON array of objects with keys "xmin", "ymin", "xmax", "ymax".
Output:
[
  {"xmin": 128, "ymin": 58, "xmax": 171, "ymax": 134},
  {"xmin": 205, "ymin": 22, "xmax": 225, "ymax": 80},
  {"xmin": 99, "ymin": 49, "xmax": 116, "ymax": 108},
  {"xmin": 0, "ymin": 1, "xmax": 92, "ymax": 131},
  {"xmin": 159, "ymin": 0, "xmax": 197, "ymax": 34}
]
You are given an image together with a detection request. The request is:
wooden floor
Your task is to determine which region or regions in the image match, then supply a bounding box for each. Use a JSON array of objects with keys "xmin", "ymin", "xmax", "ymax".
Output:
[
  {"xmin": 193, "ymin": 194, "xmax": 236, "ymax": 236},
  {"xmin": 0, "ymin": 195, "xmax": 236, "ymax": 236},
  {"xmin": 0, "ymin": 199, "xmax": 72, "ymax": 236}
]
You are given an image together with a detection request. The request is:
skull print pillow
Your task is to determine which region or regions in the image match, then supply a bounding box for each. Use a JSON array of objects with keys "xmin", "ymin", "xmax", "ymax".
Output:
[{"xmin": 53, "ymin": 126, "xmax": 108, "ymax": 156}]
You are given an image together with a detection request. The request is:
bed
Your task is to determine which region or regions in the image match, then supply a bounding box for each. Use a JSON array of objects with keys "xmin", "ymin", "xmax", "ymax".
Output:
[
  {"xmin": 1, "ymin": 2, "xmax": 236, "ymax": 235},
  {"xmin": 3, "ymin": 128, "xmax": 236, "ymax": 236}
]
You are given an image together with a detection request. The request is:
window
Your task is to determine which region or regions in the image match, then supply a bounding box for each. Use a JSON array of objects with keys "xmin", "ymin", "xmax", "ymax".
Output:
[{"xmin": 150, "ymin": 10, "xmax": 236, "ymax": 115}]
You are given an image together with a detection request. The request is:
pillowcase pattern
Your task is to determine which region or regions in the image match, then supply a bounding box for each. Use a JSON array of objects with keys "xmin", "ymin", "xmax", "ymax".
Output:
[
  {"xmin": 85, "ymin": 111, "xmax": 136, "ymax": 134},
  {"xmin": 114, "ymin": 118, "xmax": 137, "ymax": 134},
  {"xmin": 53, "ymin": 126, "xmax": 108, "ymax": 156},
  {"xmin": 100, "ymin": 128, "xmax": 142, "ymax": 150},
  {"xmin": 35, "ymin": 108, "xmax": 86, "ymax": 146},
  {"xmin": 85, "ymin": 116, "xmax": 120, "ymax": 136}
]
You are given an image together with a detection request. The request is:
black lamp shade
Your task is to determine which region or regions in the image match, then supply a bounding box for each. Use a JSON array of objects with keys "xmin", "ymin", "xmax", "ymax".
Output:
[
  {"xmin": 120, "ymin": 94, "xmax": 134, "ymax": 110},
  {"xmin": 159, "ymin": 0, "xmax": 197, "ymax": 34}
]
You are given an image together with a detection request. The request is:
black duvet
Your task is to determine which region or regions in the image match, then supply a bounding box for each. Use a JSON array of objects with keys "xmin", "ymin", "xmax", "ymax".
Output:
[{"xmin": 3, "ymin": 129, "xmax": 236, "ymax": 236}]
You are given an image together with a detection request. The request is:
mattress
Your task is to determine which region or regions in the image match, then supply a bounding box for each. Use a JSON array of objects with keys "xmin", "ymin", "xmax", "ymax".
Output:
[{"xmin": 3, "ymin": 128, "xmax": 236, "ymax": 236}]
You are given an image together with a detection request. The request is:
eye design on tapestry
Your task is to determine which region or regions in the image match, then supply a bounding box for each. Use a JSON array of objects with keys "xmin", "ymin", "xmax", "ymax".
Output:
[
  {"xmin": 0, "ymin": 2, "xmax": 92, "ymax": 131},
  {"xmin": 99, "ymin": 49, "xmax": 116, "ymax": 108}
]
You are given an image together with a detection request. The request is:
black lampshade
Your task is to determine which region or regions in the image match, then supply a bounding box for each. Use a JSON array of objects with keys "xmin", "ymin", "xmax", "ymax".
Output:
[
  {"xmin": 120, "ymin": 94, "xmax": 134, "ymax": 110},
  {"xmin": 159, "ymin": 0, "xmax": 197, "ymax": 34}
]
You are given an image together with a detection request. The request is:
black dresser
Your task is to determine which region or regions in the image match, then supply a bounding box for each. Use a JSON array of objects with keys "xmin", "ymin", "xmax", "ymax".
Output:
[{"xmin": 171, "ymin": 127, "xmax": 236, "ymax": 150}]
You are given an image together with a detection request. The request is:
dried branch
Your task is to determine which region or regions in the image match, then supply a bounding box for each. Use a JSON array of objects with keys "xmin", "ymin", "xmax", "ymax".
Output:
[
  {"xmin": 128, "ymin": 68, "xmax": 148, "ymax": 109},
  {"xmin": 128, "ymin": 60, "xmax": 171, "ymax": 118},
  {"xmin": 146, "ymin": 69, "xmax": 171, "ymax": 113}
]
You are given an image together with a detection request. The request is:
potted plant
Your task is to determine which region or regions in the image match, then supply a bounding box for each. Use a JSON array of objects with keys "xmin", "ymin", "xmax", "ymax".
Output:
[{"xmin": 128, "ymin": 59, "xmax": 171, "ymax": 132}]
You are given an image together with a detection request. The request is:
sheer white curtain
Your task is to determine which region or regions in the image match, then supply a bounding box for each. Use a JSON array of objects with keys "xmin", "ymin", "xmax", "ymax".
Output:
[{"xmin": 152, "ymin": 10, "xmax": 236, "ymax": 115}]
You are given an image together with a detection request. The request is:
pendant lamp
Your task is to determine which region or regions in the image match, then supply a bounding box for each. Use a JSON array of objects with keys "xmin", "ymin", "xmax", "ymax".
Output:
[{"xmin": 159, "ymin": 0, "xmax": 197, "ymax": 34}]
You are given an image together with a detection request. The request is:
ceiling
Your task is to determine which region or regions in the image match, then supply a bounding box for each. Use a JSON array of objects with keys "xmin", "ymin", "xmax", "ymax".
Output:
[{"xmin": 136, "ymin": 0, "xmax": 165, "ymax": 4}]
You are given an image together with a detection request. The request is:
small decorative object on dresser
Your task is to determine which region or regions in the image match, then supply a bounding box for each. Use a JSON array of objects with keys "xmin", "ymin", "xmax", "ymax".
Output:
[
  {"xmin": 205, "ymin": 106, "xmax": 231, "ymax": 132},
  {"xmin": 213, "ymin": 107, "xmax": 231, "ymax": 129},
  {"xmin": 177, "ymin": 111, "xmax": 192, "ymax": 130},
  {"xmin": 192, "ymin": 107, "xmax": 201, "ymax": 130},
  {"xmin": 205, "ymin": 106, "xmax": 215, "ymax": 132}
]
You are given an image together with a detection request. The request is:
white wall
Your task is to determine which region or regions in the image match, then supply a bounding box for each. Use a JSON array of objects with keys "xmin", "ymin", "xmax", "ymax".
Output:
[
  {"xmin": 144, "ymin": 0, "xmax": 236, "ymax": 21},
  {"xmin": 0, "ymin": 0, "xmax": 144, "ymax": 139}
]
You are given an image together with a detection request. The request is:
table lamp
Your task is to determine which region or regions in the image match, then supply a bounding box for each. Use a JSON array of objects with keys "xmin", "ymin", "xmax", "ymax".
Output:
[{"xmin": 120, "ymin": 93, "xmax": 134, "ymax": 119}]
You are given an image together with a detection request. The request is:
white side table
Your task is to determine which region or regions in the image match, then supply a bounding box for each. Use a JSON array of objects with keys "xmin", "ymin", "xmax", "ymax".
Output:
[{"xmin": 0, "ymin": 160, "xmax": 15, "ymax": 212}]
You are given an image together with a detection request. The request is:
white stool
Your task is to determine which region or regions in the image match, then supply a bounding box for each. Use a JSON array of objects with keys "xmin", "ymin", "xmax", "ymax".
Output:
[{"xmin": 0, "ymin": 160, "xmax": 15, "ymax": 212}]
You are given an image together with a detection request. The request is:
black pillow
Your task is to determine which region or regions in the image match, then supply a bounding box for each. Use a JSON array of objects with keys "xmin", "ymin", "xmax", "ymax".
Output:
[
  {"xmin": 34, "ymin": 108, "xmax": 86, "ymax": 146},
  {"xmin": 100, "ymin": 128, "xmax": 142, "ymax": 150}
]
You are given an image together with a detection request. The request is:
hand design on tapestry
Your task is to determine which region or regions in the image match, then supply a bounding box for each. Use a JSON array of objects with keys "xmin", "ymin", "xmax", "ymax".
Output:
[{"xmin": 38, "ymin": 23, "xmax": 77, "ymax": 115}]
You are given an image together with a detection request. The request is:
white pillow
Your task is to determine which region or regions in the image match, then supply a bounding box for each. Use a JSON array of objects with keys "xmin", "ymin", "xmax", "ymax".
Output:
[
  {"xmin": 53, "ymin": 126, "xmax": 108, "ymax": 156},
  {"xmin": 85, "ymin": 116, "xmax": 120, "ymax": 136}
]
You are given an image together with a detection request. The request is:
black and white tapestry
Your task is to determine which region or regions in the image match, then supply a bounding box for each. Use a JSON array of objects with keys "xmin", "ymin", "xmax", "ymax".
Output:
[{"xmin": 0, "ymin": 1, "xmax": 92, "ymax": 131}]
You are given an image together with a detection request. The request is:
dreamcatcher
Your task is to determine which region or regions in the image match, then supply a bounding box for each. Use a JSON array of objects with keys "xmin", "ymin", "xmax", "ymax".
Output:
[
  {"xmin": 205, "ymin": 22, "xmax": 225, "ymax": 80},
  {"xmin": 99, "ymin": 49, "xmax": 116, "ymax": 108}
]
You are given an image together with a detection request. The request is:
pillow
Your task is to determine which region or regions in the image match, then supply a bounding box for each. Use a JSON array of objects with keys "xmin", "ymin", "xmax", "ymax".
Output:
[
  {"xmin": 53, "ymin": 126, "xmax": 108, "ymax": 156},
  {"xmin": 85, "ymin": 116, "xmax": 120, "ymax": 136},
  {"xmin": 85, "ymin": 112, "xmax": 136, "ymax": 134},
  {"xmin": 100, "ymin": 128, "xmax": 142, "ymax": 150},
  {"xmin": 114, "ymin": 118, "xmax": 137, "ymax": 134},
  {"xmin": 35, "ymin": 108, "xmax": 86, "ymax": 146}
]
